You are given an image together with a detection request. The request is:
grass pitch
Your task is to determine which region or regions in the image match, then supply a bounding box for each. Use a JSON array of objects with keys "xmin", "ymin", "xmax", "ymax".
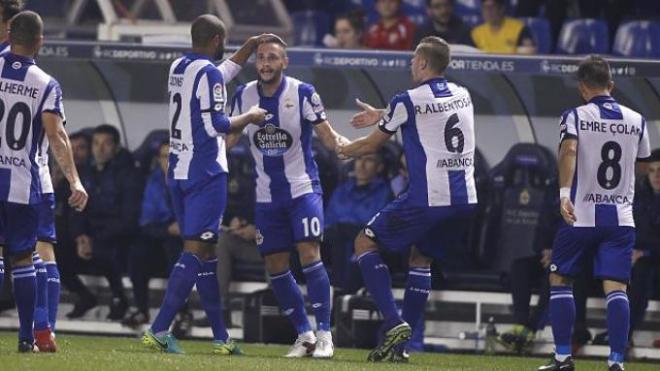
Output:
[{"xmin": 0, "ymin": 332, "xmax": 657, "ymax": 371}]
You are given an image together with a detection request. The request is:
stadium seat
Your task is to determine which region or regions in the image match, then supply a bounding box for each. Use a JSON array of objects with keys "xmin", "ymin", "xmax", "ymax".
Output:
[
  {"xmin": 556, "ymin": 18, "xmax": 610, "ymax": 54},
  {"xmin": 613, "ymin": 20, "xmax": 660, "ymax": 58},
  {"xmin": 291, "ymin": 10, "xmax": 330, "ymax": 47},
  {"xmin": 521, "ymin": 17, "xmax": 552, "ymax": 54},
  {"xmin": 477, "ymin": 143, "xmax": 559, "ymax": 274}
]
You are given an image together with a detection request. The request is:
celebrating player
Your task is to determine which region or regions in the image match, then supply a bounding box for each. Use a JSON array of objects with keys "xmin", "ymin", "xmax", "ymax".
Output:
[
  {"xmin": 0, "ymin": 11, "xmax": 88, "ymax": 352},
  {"xmin": 339, "ymin": 36, "xmax": 477, "ymax": 362},
  {"xmin": 538, "ymin": 56, "xmax": 651, "ymax": 371},
  {"xmin": 142, "ymin": 15, "xmax": 270, "ymax": 354},
  {"xmin": 228, "ymin": 38, "xmax": 348, "ymax": 358}
]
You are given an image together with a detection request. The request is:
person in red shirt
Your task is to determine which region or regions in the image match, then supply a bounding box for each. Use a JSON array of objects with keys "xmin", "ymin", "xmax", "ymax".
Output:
[{"xmin": 365, "ymin": 0, "xmax": 415, "ymax": 50}]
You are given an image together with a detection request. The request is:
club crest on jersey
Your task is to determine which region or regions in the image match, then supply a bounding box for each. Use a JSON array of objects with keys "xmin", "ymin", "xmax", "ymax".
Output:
[
  {"xmin": 253, "ymin": 124, "xmax": 293, "ymax": 157},
  {"xmin": 310, "ymin": 92, "xmax": 324, "ymax": 113}
]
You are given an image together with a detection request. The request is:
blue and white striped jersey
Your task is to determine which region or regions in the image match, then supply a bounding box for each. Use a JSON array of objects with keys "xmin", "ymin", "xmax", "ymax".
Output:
[
  {"xmin": 0, "ymin": 52, "xmax": 65, "ymax": 204},
  {"xmin": 559, "ymin": 96, "xmax": 651, "ymax": 227},
  {"xmin": 230, "ymin": 76, "xmax": 326, "ymax": 203},
  {"xmin": 167, "ymin": 53, "xmax": 241, "ymax": 180},
  {"xmin": 379, "ymin": 77, "xmax": 477, "ymax": 207}
]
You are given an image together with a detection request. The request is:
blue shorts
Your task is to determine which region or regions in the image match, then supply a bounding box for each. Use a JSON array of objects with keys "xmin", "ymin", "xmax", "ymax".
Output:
[
  {"xmin": 255, "ymin": 192, "xmax": 324, "ymax": 256},
  {"xmin": 551, "ymin": 225, "xmax": 635, "ymax": 283},
  {"xmin": 37, "ymin": 193, "xmax": 57, "ymax": 243},
  {"xmin": 168, "ymin": 173, "xmax": 227, "ymax": 243},
  {"xmin": 365, "ymin": 193, "xmax": 476, "ymax": 259},
  {"xmin": 0, "ymin": 201, "xmax": 38, "ymax": 255}
]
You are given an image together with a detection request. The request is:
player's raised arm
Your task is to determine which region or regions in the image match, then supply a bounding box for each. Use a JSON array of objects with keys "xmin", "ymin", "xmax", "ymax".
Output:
[
  {"xmin": 350, "ymin": 98, "xmax": 387, "ymax": 129},
  {"xmin": 42, "ymin": 112, "xmax": 88, "ymax": 211}
]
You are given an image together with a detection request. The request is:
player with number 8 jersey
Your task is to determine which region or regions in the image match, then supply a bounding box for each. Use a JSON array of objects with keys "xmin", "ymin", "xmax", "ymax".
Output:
[{"xmin": 539, "ymin": 56, "xmax": 652, "ymax": 371}]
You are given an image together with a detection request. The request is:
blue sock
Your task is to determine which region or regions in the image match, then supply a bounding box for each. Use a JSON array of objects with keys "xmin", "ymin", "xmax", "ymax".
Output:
[
  {"xmin": 45, "ymin": 262, "xmax": 60, "ymax": 331},
  {"xmin": 32, "ymin": 253, "xmax": 49, "ymax": 331},
  {"xmin": 151, "ymin": 252, "xmax": 201, "ymax": 334},
  {"xmin": 12, "ymin": 264, "xmax": 37, "ymax": 342},
  {"xmin": 270, "ymin": 270, "xmax": 312, "ymax": 335},
  {"xmin": 0, "ymin": 257, "xmax": 4, "ymax": 294},
  {"xmin": 606, "ymin": 290, "xmax": 629, "ymax": 364},
  {"xmin": 302, "ymin": 261, "xmax": 331, "ymax": 332},
  {"xmin": 196, "ymin": 258, "xmax": 228, "ymax": 342},
  {"xmin": 357, "ymin": 251, "xmax": 401, "ymax": 329},
  {"xmin": 402, "ymin": 267, "xmax": 431, "ymax": 336},
  {"xmin": 549, "ymin": 286, "xmax": 575, "ymax": 358}
]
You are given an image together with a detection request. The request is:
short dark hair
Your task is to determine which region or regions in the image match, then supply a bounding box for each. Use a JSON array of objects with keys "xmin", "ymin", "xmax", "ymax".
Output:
[
  {"xmin": 417, "ymin": 36, "xmax": 451, "ymax": 74},
  {"xmin": 649, "ymin": 148, "xmax": 660, "ymax": 163},
  {"xmin": 93, "ymin": 124, "xmax": 121, "ymax": 145},
  {"xmin": 8, "ymin": 10, "xmax": 41, "ymax": 47},
  {"xmin": 426, "ymin": 0, "xmax": 454, "ymax": 6},
  {"xmin": 69, "ymin": 130, "xmax": 91, "ymax": 144},
  {"xmin": 0, "ymin": 0, "xmax": 23, "ymax": 23},
  {"xmin": 577, "ymin": 55, "xmax": 612, "ymax": 89},
  {"xmin": 336, "ymin": 10, "xmax": 365, "ymax": 34},
  {"xmin": 191, "ymin": 14, "xmax": 226, "ymax": 48}
]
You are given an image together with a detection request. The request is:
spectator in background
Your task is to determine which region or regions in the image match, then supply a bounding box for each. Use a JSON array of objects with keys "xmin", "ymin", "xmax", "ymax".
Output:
[
  {"xmin": 122, "ymin": 141, "xmax": 185, "ymax": 328},
  {"xmin": 593, "ymin": 149, "xmax": 660, "ymax": 348},
  {"xmin": 365, "ymin": 0, "xmax": 415, "ymax": 50},
  {"xmin": 67, "ymin": 125, "xmax": 142, "ymax": 321},
  {"xmin": 414, "ymin": 0, "xmax": 473, "ymax": 47},
  {"xmin": 328, "ymin": 11, "xmax": 366, "ymax": 49},
  {"xmin": 325, "ymin": 151, "xmax": 392, "ymax": 291},
  {"xmin": 215, "ymin": 150, "xmax": 262, "ymax": 326},
  {"xmin": 471, "ymin": 0, "xmax": 536, "ymax": 54}
]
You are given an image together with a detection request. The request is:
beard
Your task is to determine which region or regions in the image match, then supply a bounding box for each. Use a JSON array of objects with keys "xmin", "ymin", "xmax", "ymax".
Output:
[{"xmin": 258, "ymin": 69, "xmax": 282, "ymax": 85}]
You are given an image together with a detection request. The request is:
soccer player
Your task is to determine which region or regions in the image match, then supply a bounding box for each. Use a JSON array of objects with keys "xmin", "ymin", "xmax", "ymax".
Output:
[
  {"xmin": 0, "ymin": 11, "xmax": 88, "ymax": 352},
  {"xmin": 538, "ymin": 56, "xmax": 651, "ymax": 371},
  {"xmin": 228, "ymin": 38, "xmax": 348, "ymax": 359},
  {"xmin": 141, "ymin": 15, "xmax": 271, "ymax": 354},
  {"xmin": 339, "ymin": 36, "xmax": 477, "ymax": 362}
]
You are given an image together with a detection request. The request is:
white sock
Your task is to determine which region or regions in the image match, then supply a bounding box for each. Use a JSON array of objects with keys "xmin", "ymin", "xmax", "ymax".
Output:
[{"xmin": 555, "ymin": 353, "xmax": 570, "ymax": 362}]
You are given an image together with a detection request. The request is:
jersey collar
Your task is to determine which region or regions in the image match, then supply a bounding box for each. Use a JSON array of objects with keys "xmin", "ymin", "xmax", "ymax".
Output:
[
  {"xmin": 588, "ymin": 95, "xmax": 615, "ymax": 105},
  {"xmin": 420, "ymin": 76, "xmax": 448, "ymax": 86},
  {"xmin": 4, "ymin": 52, "xmax": 35, "ymax": 65},
  {"xmin": 258, "ymin": 75, "xmax": 287, "ymax": 98},
  {"xmin": 183, "ymin": 52, "xmax": 213, "ymax": 62}
]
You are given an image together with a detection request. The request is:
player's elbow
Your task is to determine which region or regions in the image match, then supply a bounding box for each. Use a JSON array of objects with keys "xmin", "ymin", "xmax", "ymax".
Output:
[{"xmin": 213, "ymin": 115, "xmax": 231, "ymax": 135}]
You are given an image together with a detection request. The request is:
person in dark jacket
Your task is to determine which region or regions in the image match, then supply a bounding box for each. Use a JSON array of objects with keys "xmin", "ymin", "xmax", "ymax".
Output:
[
  {"xmin": 122, "ymin": 141, "xmax": 184, "ymax": 328},
  {"xmin": 413, "ymin": 0, "xmax": 473, "ymax": 47},
  {"xmin": 67, "ymin": 125, "xmax": 142, "ymax": 320},
  {"xmin": 593, "ymin": 149, "xmax": 660, "ymax": 347},
  {"xmin": 325, "ymin": 151, "xmax": 392, "ymax": 292}
]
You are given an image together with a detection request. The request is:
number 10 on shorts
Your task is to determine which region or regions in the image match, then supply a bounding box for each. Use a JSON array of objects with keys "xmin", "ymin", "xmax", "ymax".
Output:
[{"xmin": 302, "ymin": 217, "xmax": 321, "ymax": 237}]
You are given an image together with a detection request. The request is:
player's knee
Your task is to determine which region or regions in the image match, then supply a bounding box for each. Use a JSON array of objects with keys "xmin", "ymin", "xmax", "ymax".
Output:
[
  {"xmin": 296, "ymin": 242, "xmax": 320, "ymax": 265},
  {"xmin": 409, "ymin": 247, "xmax": 432, "ymax": 268},
  {"xmin": 354, "ymin": 232, "xmax": 376, "ymax": 256},
  {"xmin": 549, "ymin": 272, "xmax": 573, "ymax": 287},
  {"xmin": 36, "ymin": 241, "xmax": 56, "ymax": 262},
  {"xmin": 10, "ymin": 251, "xmax": 33, "ymax": 266},
  {"xmin": 602, "ymin": 279, "xmax": 627, "ymax": 295},
  {"xmin": 264, "ymin": 252, "xmax": 290, "ymax": 274}
]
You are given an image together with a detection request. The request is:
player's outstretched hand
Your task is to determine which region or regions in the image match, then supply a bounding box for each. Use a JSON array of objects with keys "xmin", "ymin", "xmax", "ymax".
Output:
[
  {"xmin": 247, "ymin": 105, "xmax": 267, "ymax": 125},
  {"xmin": 560, "ymin": 197, "xmax": 576, "ymax": 225},
  {"xmin": 69, "ymin": 181, "xmax": 88, "ymax": 212},
  {"xmin": 335, "ymin": 137, "xmax": 351, "ymax": 161},
  {"xmin": 351, "ymin": 98, "xmax": 382, "ymax": 129}
]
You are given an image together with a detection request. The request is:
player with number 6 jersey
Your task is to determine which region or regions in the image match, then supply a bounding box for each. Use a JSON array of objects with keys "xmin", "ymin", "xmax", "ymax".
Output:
[
  {"xmin": 540, "ymin": 56, "xmax": 651, "ymax": 371},
  {"xmin": 229, "ymin": 38, "xmax": 348, "ymax": 359},
  {"xmin": 339, "ymin": 36, "xmax": 477, "ymax": 362}
]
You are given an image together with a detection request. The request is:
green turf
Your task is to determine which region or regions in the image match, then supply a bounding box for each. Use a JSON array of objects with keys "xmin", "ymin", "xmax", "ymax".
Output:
[{"xmin": 0, "ymin": 332, "xmax": 656, "ymax": 371}]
